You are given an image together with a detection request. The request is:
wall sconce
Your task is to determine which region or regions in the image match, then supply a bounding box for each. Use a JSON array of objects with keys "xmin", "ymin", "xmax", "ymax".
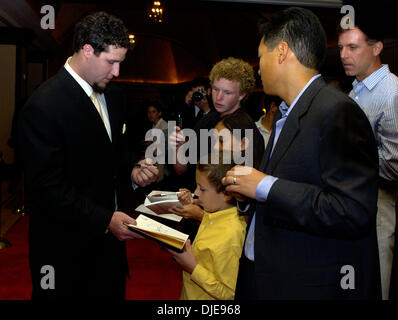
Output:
[
  {"xmin": 148, "ymin": 1, "xmax": 164, "ymax": 23},
  {"xmin": 129, "ymin": 34, "xmax": 136, "ymax": 50}
]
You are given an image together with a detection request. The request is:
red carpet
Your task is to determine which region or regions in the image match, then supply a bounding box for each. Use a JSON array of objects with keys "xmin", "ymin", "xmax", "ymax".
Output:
[{"xmin": 0, "ymin": 216, "xmax": 182, "ymax": 300}]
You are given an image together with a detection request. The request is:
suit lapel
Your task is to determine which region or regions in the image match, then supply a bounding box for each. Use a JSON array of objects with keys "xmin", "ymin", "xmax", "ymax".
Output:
[
  {"xmin": 265, "ymin": 77, "xmax": 326, "ymax": 174},
  {"xmin": 104, "ymin": 87, "xmax": 122, "ymax": 146},
  {"xmin": 59, "ymin": 68, "xmax": 113, "ymax": 145}
]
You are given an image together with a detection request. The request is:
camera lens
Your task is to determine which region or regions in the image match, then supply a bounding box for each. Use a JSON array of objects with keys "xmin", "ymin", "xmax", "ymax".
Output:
[{"xmin": 192, "ymin": 91, "xmax": 204, "ymax": 102}]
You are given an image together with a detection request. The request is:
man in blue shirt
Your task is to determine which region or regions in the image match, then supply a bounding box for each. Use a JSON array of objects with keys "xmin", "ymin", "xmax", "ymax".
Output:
[
  {"xmin": 338, "ymin": 21, "xmax": 398, "ymax": 300},
  {"xmin": 223, "ymin": 7, "xmax": 381, "ymax": 299}
]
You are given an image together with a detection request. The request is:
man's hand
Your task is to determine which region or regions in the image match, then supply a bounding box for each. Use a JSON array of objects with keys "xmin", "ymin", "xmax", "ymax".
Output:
[
  {"xmin": 168, "ymin": 126, "xmax": 185, "ymax": 150},
  {"xmin": 169, "ymin": 126, "xmax": 188, "ymax": 175},
  {"xmin": 222, "ymin": 165, "xmax": 267, "ymax": 200},
  {"xmin": 168, "ymin": 240, "xmax": 197, "ymax": 274},
  {"xmin": 108, "ymin": 211, "xmax": 144, "ymax": 241},
  {"xmin": 131, "ymin": 158, "xmax": 159, "ymax": 187}
]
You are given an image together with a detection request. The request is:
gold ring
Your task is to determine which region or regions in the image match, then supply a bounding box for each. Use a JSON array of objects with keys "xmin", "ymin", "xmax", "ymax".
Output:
[{"xmin": 233, "ymin": 177, "xmax": 237, "ymax": 185}]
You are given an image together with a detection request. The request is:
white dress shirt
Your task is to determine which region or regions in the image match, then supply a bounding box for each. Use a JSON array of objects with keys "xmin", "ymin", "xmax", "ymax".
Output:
[{"xmin": 64, "ymin": 57, "xmax": 112, "ymax": 141}]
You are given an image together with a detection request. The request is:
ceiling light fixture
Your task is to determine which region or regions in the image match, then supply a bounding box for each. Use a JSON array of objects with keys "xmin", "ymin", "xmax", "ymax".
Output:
[{"xmin": 148, "ymin": 1, "xmax": 164, "ymax": 23}]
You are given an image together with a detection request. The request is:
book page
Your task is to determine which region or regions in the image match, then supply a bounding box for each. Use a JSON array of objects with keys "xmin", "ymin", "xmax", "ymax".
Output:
[
  {"xmin": 130, "ymin": 214, "xmax": 188, "ymax": 241},
  {"xmin": 141, "ymin": 230, "xmax": 185, "ymax": 249},
  {"xmin": 145, "ymin": 201, "xmax": 183, "ymax": 214},
  {"xmin": 135, "ymin": 204, "xmax": 183, "ymax": 222}
]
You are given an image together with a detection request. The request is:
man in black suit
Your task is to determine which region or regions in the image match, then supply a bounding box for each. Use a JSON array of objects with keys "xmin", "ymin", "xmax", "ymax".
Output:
[
  {"xmin": 20, "ymin": 12, "xmax": 158, "ymax": 299},
  {"xmin": 223, "ymin": 7, "xmax": 381, "ymax": 299}
]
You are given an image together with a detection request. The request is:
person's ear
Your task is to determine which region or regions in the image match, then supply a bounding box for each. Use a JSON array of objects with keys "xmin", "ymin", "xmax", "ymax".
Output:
[
  {"xmin": 238, "ymin": 93, "xmax": 246, "ymax": 102},
  {"xmin": 277, "ymin": 41, "xmax": 289, "ymax": 64},
  {"xmin": 82, "ymin": 44, "xmax": 94, "ymax": 58},
  {"xmin": 373, "ymin": 41, "xmax": 383, "ymax": 56}
]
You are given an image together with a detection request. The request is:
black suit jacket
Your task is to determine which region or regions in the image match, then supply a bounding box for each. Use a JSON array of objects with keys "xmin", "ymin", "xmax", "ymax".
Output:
[
  {"xmin": 20, "ymin": 68, "xmax": 136, "ymax": 299},
  {"xmin": 236, "ymin": 77, "xmax": 381, "ymax": 299}
]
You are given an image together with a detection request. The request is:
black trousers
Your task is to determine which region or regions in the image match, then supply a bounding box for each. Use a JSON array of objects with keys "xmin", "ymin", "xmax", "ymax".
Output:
[{"xmin": 235, "ymin": 255, "xmax": 257, "ymax": 300}]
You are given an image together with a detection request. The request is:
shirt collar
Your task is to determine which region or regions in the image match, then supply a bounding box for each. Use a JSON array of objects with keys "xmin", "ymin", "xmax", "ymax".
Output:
[
  {"xmin": 255, "ymin": 114, "xmax": 266, "ymax": 124},
  {"xmin": 203, "ymin": 206, "xmax": 238, "ymax": 223},
  {"xmin": 153, "ymin": 118, "xmax": 164, "ymax": 128},
  {"xmin": 352, "ymin": 64, "xmax": 389, "ymax": 92},
  {"xmin": 256, "ymin": 115, "xmax": 271, "ymax": 133},
  {"xmin": 279, "ymin": 74, "xmax": 321, "ymax": 118},
  {"xmin": 64, "ymin": 57, "xmax": 94, "ymax": 97}
]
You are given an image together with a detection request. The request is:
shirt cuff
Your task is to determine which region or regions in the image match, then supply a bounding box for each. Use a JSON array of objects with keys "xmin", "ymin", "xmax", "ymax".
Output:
[{"xmin": 255, "ymin": 175, "xmax": 278, "ymax": 202}]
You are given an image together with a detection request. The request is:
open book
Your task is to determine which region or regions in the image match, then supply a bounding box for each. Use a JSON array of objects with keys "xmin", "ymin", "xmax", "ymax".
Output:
[
  {"xmin": 126, "ymin": 214, "xmax": 189, "ymax": 252},
  {"xmin": 135, "ymin": 190, "xmax": 184, "ymax": 222}
]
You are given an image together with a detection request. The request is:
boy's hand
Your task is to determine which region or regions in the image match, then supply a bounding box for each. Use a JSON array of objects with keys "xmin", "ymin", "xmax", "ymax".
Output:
[
  {"xmin": 169, "ymin": 204, "xmax": 204, "ymax": 221},
  {"xmin": 178, "ymin": 188, "xmax": 193, "ymax": 205},
  {"xmin": 168, "ymin": 240, "xmax": 197, "ymax": 274}
]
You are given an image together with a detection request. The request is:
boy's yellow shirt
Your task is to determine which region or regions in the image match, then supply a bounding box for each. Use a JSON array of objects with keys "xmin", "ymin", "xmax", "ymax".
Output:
[{"xmin": 180, "ymin": 206, "xmax": 247, "ymax": 300}]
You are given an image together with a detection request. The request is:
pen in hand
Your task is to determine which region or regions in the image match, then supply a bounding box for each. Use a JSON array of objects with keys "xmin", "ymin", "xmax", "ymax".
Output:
[
  {"xmin": 148, "ymin": 192, "xmax": 198, "ymax": 198},
  {"xmin": 135, "ymin": 163, "xmax": 158, "ymax": 169}
]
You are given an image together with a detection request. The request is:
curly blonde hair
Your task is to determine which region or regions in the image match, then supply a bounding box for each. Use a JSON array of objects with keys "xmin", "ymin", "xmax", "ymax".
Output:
[{"xmin": 209, "ymin": 57, "xmax": 255, "ymax": 95}]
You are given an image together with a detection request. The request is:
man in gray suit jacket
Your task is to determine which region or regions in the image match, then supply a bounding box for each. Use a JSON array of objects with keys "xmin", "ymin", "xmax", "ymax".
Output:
[
  {"xmin": 223, "ymin": 7, "xmax": 381, "ymax": 299},
  {"xmin": 20, "ymin": 12, "xmax": 158, "ymax": 299}
]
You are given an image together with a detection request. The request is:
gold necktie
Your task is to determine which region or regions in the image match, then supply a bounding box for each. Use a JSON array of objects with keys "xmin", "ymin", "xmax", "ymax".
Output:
[{"xmin": 90, "ymin": 92, "xmax": 105, "ymax": 122}]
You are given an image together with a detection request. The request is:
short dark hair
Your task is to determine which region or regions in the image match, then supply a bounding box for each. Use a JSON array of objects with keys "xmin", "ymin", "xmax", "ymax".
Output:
[
  {"xmin": 259, "ymin": 7, "xmax": 327, "ymax": 71},
  {"xmin": 73, "ymin": 11, "xmax": 130, "ymax": 55},
  {"xmin": 147, "ymin": 101, "xmax": 163, "ymax": 113},
  {"xmin": 197, "ymin": 152, "xmax": 236, "ymax": 193},
  {"xmin": 262, "ymin": 95, "xmax": 282, "ymax": 112},
  {"xmin": 190, "ymin": 77, "xmax": 211, "ymax": 91},
  {"xmin": 337, "ymin": 13, "xmax": 384, "ymax": 44},
  {"xmin": 219, "ymin": 110, "xmax": 265, "ymax": 170}
]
